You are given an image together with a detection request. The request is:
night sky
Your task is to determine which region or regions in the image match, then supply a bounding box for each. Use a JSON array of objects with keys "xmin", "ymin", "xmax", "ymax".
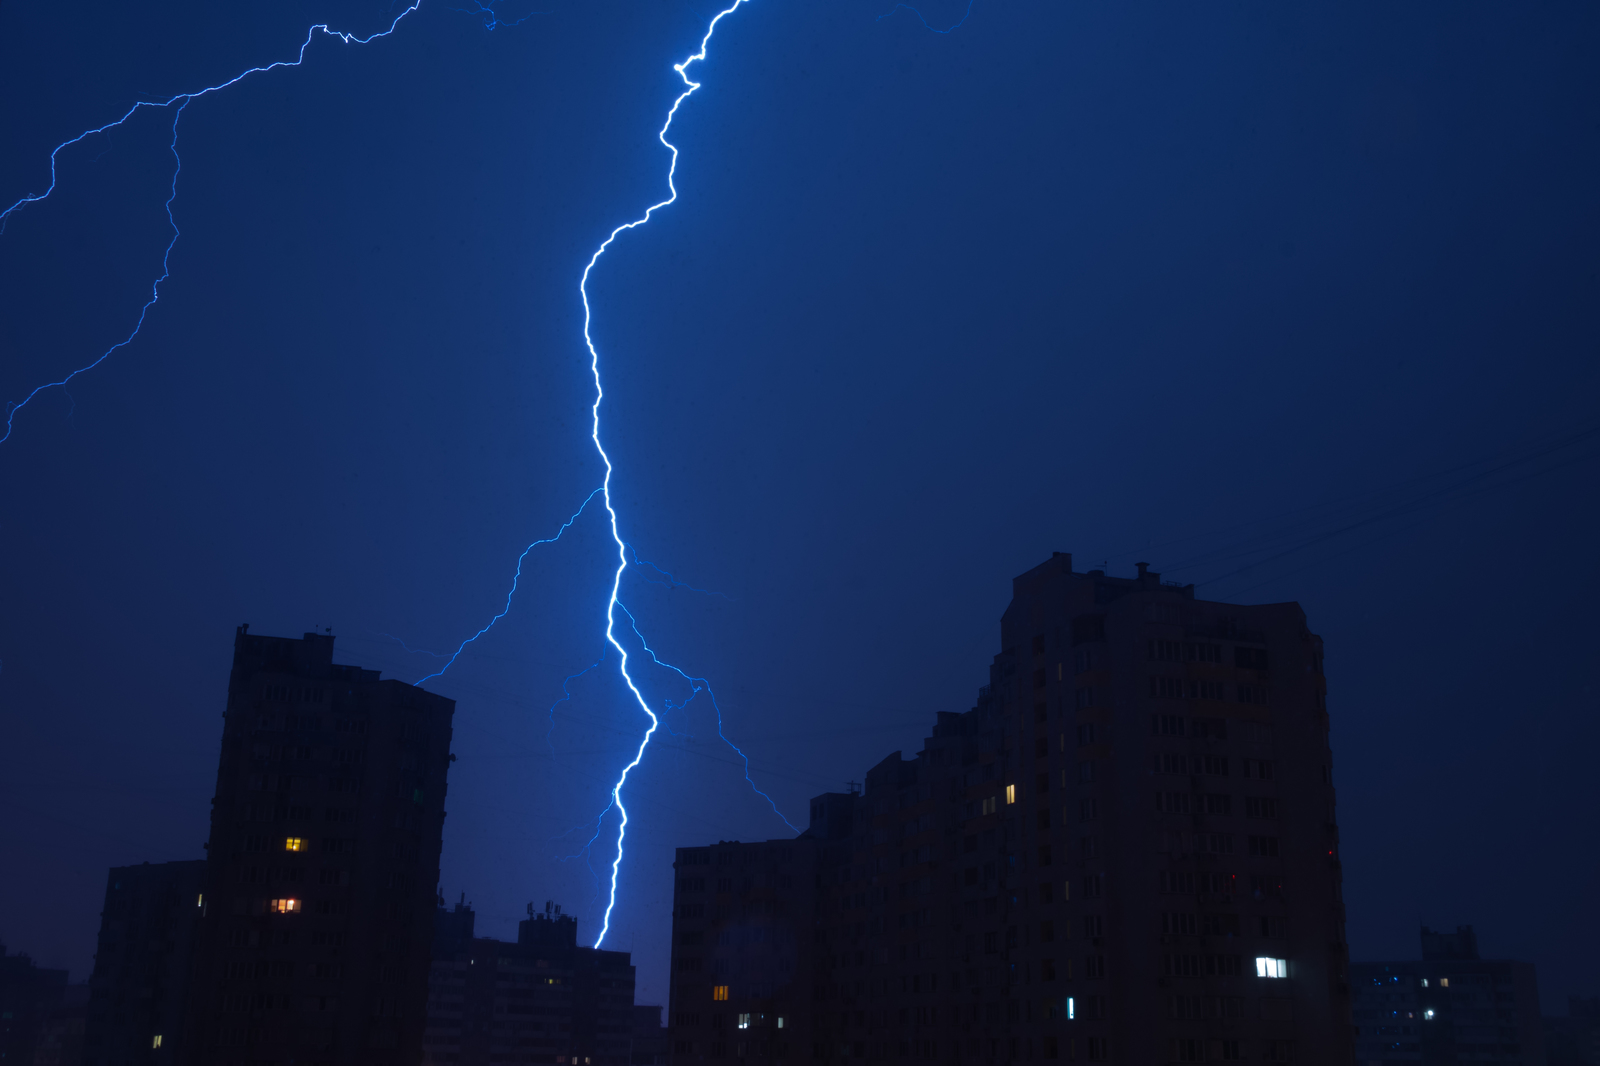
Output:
[{"xmin": 2, "ymin": 0, "xmax": 1597, "ymax": 1015}]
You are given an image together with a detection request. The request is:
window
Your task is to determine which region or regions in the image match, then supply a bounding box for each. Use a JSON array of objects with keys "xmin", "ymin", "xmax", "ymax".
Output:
[
  {"xmin": 1077, "ymin": 724, "xmax": 1096, "ymax": 746},
  {"xmin": 1149, "ymin": 640, "xmax": 1183, "ymax": 662},
  {"xmin": 1185, "ymin": 642, "xmax": 1222, "ymax": 664},
  {"xmin": 1082, "ymin": 874, "xmax": 1102, "ymax": 898},
  {"xmin": 1033, "ymin": 667, "xmax": 1047, "ymax": 691},
  {"xmin": 737, "ymin": 1014, "xmax": 751, "ymax": 1029},
  {"xmin": 1201, "ymin": 755, "xmax": 1229, "ymax": 777},
  {"xmin": 713, "ymin": 986, "xmax": 729, "ymax": 1001},
  {"xmin": 151, "ymin": 1035, "xmax": 163, "ymax": 1049},
  {"xmin": 982, "ymin": 796, "xmax": 996, "ymax": 816},
  {"xmin": 1034, "ymin": 737, "xmax": 1048, "ymax": 758},
  {"xmin": 1237, "ymin": 685, "xmax": 1270, "ymax": 706},
  {"xmin": 1206, "ymin": 955, "xmax": 1242, "ymax": 977},
  {"xmin": 1191, "ymin": 718, "xmax": 1227, "ymax": 740},
  {"xmin": 1259, "ymin": 916, "xmax": 1288, "ymax": 939},
  {"xmin": 1086, "ymin": 1036, "xmax": 1108, "ymax": 1061},
  {"xmin": 1245, "ymin": 797, "xmax": 1279, "ymax": 819},
  {"xmin": 1005, "ymin": 784, "xmax": 1016, "ymax": 805},
  {"xmin": 1156, "ymin": 792, "xmax": 1189, "ymax": 814},
  {"xmin": 1162, "ymin": 912, "xmax": 1197, "ymax": 936},
  {"xmin": 270, "ymin": 898, "xmax": 301, "ymax": 914},
  {"xmin": 1234, "ymin": 647, "xmax": 1269, "ymax": 670},
  {"xmin": 1083, "ymin": 915, "xmax": 1103, "ymax": 937},
  {"xmin": 1243, "ymin": 759, "xmax": 1274, "ymax": 780},
  {"xmin": 1151, "ymin": 676, "xmax": 1185, "ymax": 699},
  {"xmin": 1204, "ymin": 794, "xmax": 1231, "ymax": 815},
  {"xmin": 1155, "ymin": 753, "xmax": 1189, "ymax": 775},
  {"xmin": 1158, "ymin": 872, "xmax": 1195, "ymax": 895},
  {"xmin": 1248, "ymin": 836, "xmax": 1280, "ymax": 858},
  {"xmin": 1079, "ymin": 762, "xmax": 1096, "ymax": 783},
  {"xmin": 1188, "ymin": 680, "xmax": 1226, "ymax": 700},
  {"xmin": 1038, "ymin": 845, "xmax": 1052, "ymax": 866},
  {"xmin": 284, "ymin": 837, "xmax": 304, "ymax": 852},
  {"xmin": 1080, "ymin": 836, "xmax": 1099, "ymax": 860},
  {"xmin": 1039, "ymin": 921, "xmax": 1055, "ymax": 942},
  {"xmin": 1079, "ymin": 798, "xmax": 1098, "ymax": 821},
  {"xmin": 1084, "ymin": 955, "xmax": 1106, "ymax": 979},
  {"xmin": 1255, "ymin": 957, "xmax": 1288, "ymax": 979}
]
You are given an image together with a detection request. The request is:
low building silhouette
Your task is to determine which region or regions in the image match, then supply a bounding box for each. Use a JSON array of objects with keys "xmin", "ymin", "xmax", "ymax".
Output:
[
  {"xmin": 1350, "ymin": 925, "xmax": 1545, "ymax": 1065},
  {"xmin": 0, "ymin": 942, "xmax": 71, "ymax": 1064},
  {"xmin": 81, "ymin": 860, "xmax": 205, "ymax": 1064},
  {"xmin": 425, "ymin": 898, "xmax": 637, "ymax": 1066}
]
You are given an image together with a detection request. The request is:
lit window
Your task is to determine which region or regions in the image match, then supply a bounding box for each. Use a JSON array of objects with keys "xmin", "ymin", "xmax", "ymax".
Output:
[
  {"xmin": 712, "ymin": 985, "xmax": 729, "ymax": 1001},
  {"xmin": 1439, "ymin": 978, "xmax": 1449, "ymax": 988},
  {"xmin": 777, "ymin": 1018, "xmax": 785, "ymax": 1029},
  {"xmin": 737, "ymin": 1014, "xmax": 751, "ymax": 1029},
  {"xmin": 1424, "ymin": 1009, "xmax": 1435, "ymax": 1020},
  {"xmin": 1005, "ymin": 784, "xmax": 1016, "ymax": 805},
  {"xmin": 285, "ymin": 838, "xmax": 304, "ymax": 852},
  {"xmin": 1066, "ymin": 997, "xmax": 1075, "ymax": 1020},
  {"xmin": 271, "ymin": 898, "xmax": 302, "ymax": 914},
  {"xmin": 152, "ymin": 1035, "xmax": 163, "ymax": 1049},
  {"xmin": 982, "ymin": 797, "xmax": 996, "ymax": 816},
  {"xmin": 1421, "ymin": 979, "xmax": 1428, "ymax": 987},
  {"xmin": 1254, "ymin": 957, "xmax": 1287, "ymax": 979},
  {"xmin": 196, "ymin": 894, "xmax": 203, "ymax": 908}
]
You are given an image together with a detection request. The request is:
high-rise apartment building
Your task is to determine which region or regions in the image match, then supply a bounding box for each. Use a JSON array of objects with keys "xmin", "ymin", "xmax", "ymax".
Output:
[
  {"xmin": 82, "ymin": 859, "xmax": 206, "ymax": 1064},
  {"xmin": 182, "ymin": 625, "xmax": 456, "ymax": 1064},
  {"xmin": 1350, "ymin": 925, "xmax": 1545, "ymax": 1065},
  {"xmin": 668, "ymin": 554, "xmax": 1352, "ymax": 1064},
  {"xmin": 425, "ymin": 899, "xmax": 638, "ymax": 1066}
]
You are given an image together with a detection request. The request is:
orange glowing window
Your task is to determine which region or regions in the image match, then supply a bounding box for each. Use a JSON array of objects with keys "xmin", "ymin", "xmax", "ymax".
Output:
[
  {"xmin": 270, "ymin": 898, "xmax": 302, "ymax": 914},
  {"xmin": 285, "ymin": 838, "xmax": 304, "ymax": 852},
  {"xmin": 712, "ymin": 985, "xmax": 729, "ymax": 1002}
]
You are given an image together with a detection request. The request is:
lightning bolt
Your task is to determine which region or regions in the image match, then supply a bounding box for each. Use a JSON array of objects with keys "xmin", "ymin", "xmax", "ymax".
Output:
[
  {"xmin": 577, "ymin": 0, "xmax": 793, "ymax": 947},
  {"xmin": 0, "ymin": 2, "xmax": 426, "ymax": 446}
]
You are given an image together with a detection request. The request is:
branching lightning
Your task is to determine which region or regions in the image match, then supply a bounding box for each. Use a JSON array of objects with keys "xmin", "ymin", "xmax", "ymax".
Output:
[
  {"xmin": 4, "ymin": 0, "xmax": 796, "ymax": 950},
  {"xmin": 0, "ymin": 2, "xmax": 425, "ymax": 446}
]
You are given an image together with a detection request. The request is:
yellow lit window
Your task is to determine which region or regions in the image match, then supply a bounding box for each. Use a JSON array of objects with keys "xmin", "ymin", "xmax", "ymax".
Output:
[
  {"xmin": 1005, "ymin": 784, "xmax": 1016, "ymax": 805},
  {"xmin": 271, "ymin": 898, "xmax": 302, "ymax": 914},
  {"xmin": 712, "ymin": 985, "xmax": 729, "ymax": 1001},
  {"xmin": 1440, "ymin": 978, "xmax": 1449, "ymax": 988},
  {"xmin": 152, "ymin": 1035, "xmax": 163, "ymax": 1049},
  {"xmin": 285, "ymin": 837, "xmax": 304, "ymax": 852}
]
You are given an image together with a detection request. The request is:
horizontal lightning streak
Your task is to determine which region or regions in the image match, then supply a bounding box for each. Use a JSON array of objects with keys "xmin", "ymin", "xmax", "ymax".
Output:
[{"xmin": 0, "ymin": 2, "xmax": 425, "ymax": 446}]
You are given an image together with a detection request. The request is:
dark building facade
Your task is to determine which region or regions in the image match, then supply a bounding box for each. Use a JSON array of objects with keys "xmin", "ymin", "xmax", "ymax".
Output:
[
  {"xmin": 1351, "ymin": 925, "xmax": 1545, "ymax": 1065},
  {"xmin": 181, "ymin": 625, "xmax": 456, "ymax": 1064},
  {"xmin": 668, "ymin": 554, "xmax": 1352, "ymax": 1064},
  {"xmin": 424, "ymin": 900, "xmax": 637, "ymax": 1066},
  {"xmin": 82, "ymin": 860, "xmax": 206, "ymax": 1065}
]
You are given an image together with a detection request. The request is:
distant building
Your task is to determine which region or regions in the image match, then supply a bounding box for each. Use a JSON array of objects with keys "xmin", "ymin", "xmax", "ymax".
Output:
[
  {"xmin": 632, "ymin": 1005, "xmax": 669, "ymax": 1066},
  {"xmin": 181, "ymin": 625, "xmax": 457, "ymax": 1065},
  {"xmin": 424, "ymin": 898, "xmax": 637, "ymax": 1066},
  {"xmin": 668, "ymin": 554, "xmax": 1352, "ymax": 1064},
  {"xmin": 1547, "ymin": 996, "xmax": 1599, "ymax": 1066},
  {"xmin": 81, "ymin": 859, "xmax": 206, "ymax": 1064},
  {"xmin": 1350, "ymin": 925, "xmax": 1545, "ymax": 1065},
  {"xmin": 34, "ymin": 981, "xmax": 90, "ymax": 1066},
  {"xmin": 0, "ymin": 942, "xmax": 70, "ymax": 1064}
]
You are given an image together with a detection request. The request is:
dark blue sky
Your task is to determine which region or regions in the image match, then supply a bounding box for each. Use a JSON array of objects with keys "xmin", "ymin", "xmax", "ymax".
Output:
[{"xmin": 2, "ymin": 0, "xmax": 1596, "ymax": 1012}]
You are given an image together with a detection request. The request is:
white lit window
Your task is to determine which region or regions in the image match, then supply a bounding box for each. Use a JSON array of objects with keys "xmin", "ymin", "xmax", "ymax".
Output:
[
  {"xmin": 1424, "ymin": 1009, "xmax": 1435, "ymax": 1020},
  {"xmin": 737, "ymin": 1014, "xmax": 750, "ymax": 1029},
  {"xmin": 1005, "ymin": 784, "xmax": 1016, "ymax": 805},
  {"xmin": 777, "ymin": 1018, "xmax": 785, "ymax": 1029},
  {"xmin": 152, "ymin": 1035, "xmax": 163, "ymax": 1049},
  {"xmin": 1421, "ymin": 979, "xmax": 1429, "ymax": 987},
  {"xmin": 1254, "ymin": 957, "xmax": 1287, "ymax": 979},
  {"xmin": 1066, "ymin": 997, "xmax": 1075, "ymax": 1020}
]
